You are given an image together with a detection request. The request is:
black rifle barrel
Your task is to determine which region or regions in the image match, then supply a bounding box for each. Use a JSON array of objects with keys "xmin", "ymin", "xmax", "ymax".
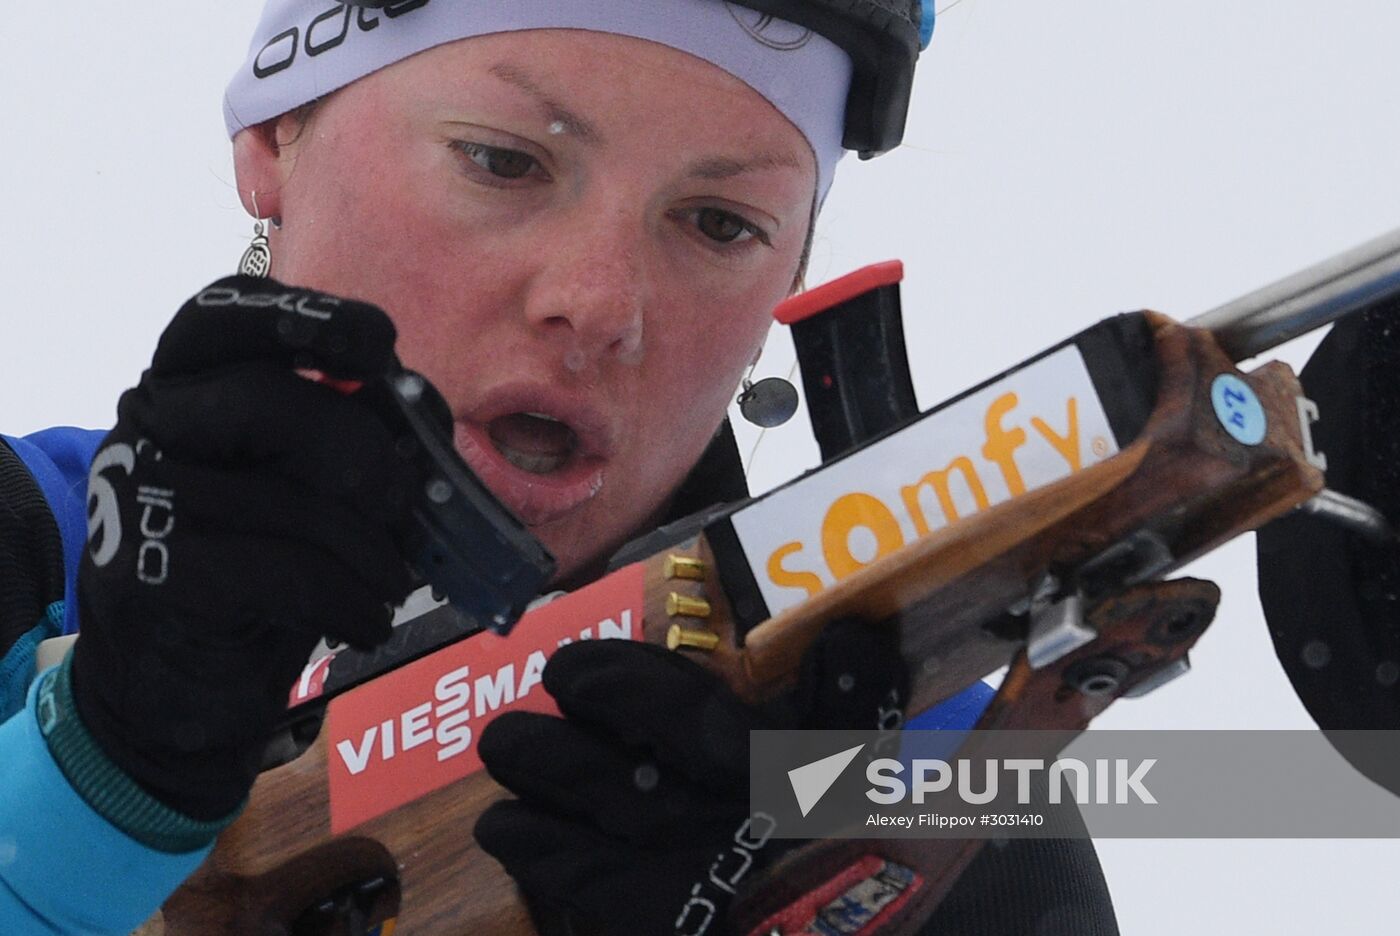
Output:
[{"xmin": 1189, "ymin": 226, "xmax": 1400, "ymax": 361}]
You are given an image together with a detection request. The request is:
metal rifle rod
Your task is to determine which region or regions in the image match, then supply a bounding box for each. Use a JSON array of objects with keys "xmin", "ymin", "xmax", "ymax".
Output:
[{"xmin": 1188, "ymin": 226, "xmax": 1400, "ymax": 362}]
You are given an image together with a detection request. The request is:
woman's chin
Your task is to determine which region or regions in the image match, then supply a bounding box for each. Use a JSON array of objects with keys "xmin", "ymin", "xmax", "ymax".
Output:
[{"xmin": 531, "ymin": 510, "xmax": 626, "ymax": 588}]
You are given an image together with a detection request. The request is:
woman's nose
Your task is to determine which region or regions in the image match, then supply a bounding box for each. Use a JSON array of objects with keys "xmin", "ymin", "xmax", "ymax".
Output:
[{"xmin": 524, "ymin": 224, "xmax": 647, "ymax": 367}]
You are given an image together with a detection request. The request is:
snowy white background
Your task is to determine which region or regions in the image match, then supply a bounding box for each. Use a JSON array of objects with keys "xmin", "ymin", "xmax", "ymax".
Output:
[{"xmin": 2, "ymin": 2, "xmax": 1397, "ymax": 932}]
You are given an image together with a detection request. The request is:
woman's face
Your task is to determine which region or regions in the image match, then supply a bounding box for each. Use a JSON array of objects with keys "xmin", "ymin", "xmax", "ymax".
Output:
[{"xmin": 237, "ymin": 30, "xmax": 816, "ymax": 581}]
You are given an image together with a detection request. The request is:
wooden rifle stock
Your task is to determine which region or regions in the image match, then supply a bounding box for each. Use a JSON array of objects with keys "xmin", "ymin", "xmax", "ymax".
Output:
[{"xmin": 147, "ymin": 313, "xmax": 1322, "ymax": 935}]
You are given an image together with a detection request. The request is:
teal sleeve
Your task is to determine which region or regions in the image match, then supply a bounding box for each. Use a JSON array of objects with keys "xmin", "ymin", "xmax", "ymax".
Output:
[{"xmin": 0, "ymin": 668, "xmax": 215, "ymax": 935}]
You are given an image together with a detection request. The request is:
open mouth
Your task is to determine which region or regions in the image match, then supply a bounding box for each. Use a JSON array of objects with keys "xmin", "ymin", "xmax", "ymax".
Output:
[
  {"xmin": 487, "ymin": 412, "xmax": 579, "ymax": 474},
  {"xmin": 453, "ymin": 395, "xmax": 612, "ymax": 528}
]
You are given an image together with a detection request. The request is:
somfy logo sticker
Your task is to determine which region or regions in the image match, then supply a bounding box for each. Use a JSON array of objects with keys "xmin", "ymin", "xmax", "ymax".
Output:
[
  {"xmin": 87, "ymin": 443, "xmax": 136, "ymax": 567},
  {"xmin": 724, "ymin": 2, "xmax": 813, "ymax": 50},
  {"xmin": 730, "ymin": 346, "xmax": 1120, "ymax": 617}
]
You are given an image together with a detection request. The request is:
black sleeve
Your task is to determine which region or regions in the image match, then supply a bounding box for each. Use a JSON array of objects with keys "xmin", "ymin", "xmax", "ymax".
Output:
[
  {"xmin": 923, "ymin": 836, "xmax": 1119, "ymax": 935},
  {"xmin": 0, "ymin": 436, "xmax": 67, "ymax": 657},
  {"xmin": 1256, "ymin": 301, "xmax": 1400, "ymax": 732}
]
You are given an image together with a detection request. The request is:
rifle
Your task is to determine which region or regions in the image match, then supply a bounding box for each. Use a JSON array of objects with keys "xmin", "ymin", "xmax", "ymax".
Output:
[{"xmin": 143, "ymin": 227, "xmax": 1400, "ymax": 935}]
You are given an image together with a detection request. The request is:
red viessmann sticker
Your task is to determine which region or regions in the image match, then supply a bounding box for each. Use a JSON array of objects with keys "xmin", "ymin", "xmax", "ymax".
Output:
[{"xmin": 326, "ymin": 563, "xmax": 645, "ymax": 834}]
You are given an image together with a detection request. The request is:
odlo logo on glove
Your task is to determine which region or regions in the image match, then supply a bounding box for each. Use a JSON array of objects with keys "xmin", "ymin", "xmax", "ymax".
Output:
[{"xmin": 86, "ymin": 439, "xmax": 174, "ymax": 585}]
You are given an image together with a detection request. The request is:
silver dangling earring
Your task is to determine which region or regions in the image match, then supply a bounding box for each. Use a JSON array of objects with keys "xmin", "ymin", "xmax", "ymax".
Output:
[
  {"xmin": 238, "ymin": 192, "xmax": 272, "ymax": 278},
  {"xmin": 736, "ymin": 362, "xmax": 799, "ymax": 428}
]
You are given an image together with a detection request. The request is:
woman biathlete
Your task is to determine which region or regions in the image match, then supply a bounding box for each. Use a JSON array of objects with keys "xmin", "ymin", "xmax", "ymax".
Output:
[{"xmin": 0, "ymin": 2, "xmax": 1116, "ymax": 933}]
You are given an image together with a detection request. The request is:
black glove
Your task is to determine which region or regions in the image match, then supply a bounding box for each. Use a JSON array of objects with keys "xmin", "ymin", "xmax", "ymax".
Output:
[
  {"xmin": 475, "ymin": 619, "xmax": 908, "ymax": 936},
  {"xmin": 70, "ymin": 276, "xmax": 428, "ymax": 821}
]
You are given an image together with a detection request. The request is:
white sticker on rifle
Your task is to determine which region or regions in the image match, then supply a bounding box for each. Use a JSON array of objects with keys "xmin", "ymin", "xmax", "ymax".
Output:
[{"xmin": 730, "ymin": 345, "xmax": 1119, "ymax": 615}]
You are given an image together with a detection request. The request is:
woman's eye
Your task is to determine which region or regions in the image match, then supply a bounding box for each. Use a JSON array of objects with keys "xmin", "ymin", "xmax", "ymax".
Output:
[
  {"xmin": 453, "ymin": 141, "xmax": 542, "ymax": 180},
  {"xmin": 690, "ymin": 207, "xmax": 769, "ymax": 246}
]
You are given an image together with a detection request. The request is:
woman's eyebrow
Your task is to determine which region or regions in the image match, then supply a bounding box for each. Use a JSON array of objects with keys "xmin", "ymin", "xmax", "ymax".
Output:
[
  {"xmin": 488, "ymin": 63, "xmax": 603, "ymax": 144},
  {"xmin": 685, "ymin": 152, "xmax": 803, "ymax": 180}
]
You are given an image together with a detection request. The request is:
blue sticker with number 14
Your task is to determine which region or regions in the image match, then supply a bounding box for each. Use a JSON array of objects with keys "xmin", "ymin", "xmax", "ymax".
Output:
[{"xmin": 1211, "ymin": 374, "xmax": 1267, "ymax": 445}]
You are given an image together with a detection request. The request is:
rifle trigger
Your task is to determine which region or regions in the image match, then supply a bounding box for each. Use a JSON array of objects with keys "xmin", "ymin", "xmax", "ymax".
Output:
[
  {"xmin": 1296, "ymin": 488, "xmax": 1398, "ymax": 545},
  {"xmin": 1078, "ymin": 531, "xmax": 1175, "ymax": 597},
  {"xmin": 1027, "ymin": 591, "xmax": 1096, "ymax": 670}
]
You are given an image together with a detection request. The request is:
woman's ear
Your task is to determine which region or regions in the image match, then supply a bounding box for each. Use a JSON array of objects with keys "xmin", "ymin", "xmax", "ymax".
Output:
[
  {"xmin": 232, "ymin": 121, "xmax": 286, "ymax": 220},
  {"xmin": 232, "ymin": 106, "xmax": 316, "ymax": 220},
  {"xmin": 790, "ymin": 191, "xmax": 818, "ymax": 293}
]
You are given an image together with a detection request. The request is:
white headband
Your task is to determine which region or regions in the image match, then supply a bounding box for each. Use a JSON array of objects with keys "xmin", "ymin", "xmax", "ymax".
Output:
[{"xmin": 224, "ymin": 0, "xmax": 853, "ymax": 198}]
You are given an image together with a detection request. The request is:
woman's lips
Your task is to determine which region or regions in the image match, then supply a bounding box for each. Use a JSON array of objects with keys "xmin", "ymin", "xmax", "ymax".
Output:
[{"xmin": 454, "ymin": 419, "xmax": 606, "ymax": 527}]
